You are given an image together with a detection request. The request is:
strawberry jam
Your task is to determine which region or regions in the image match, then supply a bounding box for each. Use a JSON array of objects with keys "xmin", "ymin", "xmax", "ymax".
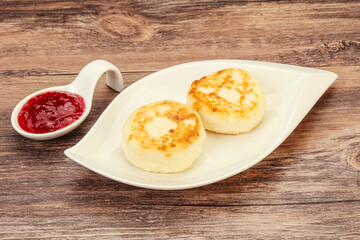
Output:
[{"xmin": 18, "ymin": 91, "xmax": 85, "ymax": 134}]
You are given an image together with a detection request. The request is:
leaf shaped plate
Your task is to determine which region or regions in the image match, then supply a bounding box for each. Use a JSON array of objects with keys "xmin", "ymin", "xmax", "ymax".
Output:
[{"xmin": 65, "ymin": 60, "xmax": 337, "ymax": 190}]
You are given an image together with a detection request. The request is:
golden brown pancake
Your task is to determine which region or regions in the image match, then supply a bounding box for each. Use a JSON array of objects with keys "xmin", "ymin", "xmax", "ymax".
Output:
[
  {"xmin": 186, "ymin": 68, "xmax": 265, "ymax": 134},
  {"xmin": 122, "ymin": 100, "xmax": 206, "ymax": 173}
]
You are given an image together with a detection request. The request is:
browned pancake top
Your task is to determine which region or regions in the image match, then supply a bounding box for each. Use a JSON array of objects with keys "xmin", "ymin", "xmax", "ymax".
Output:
[
  {"xmin": 128, "ymin": 100, "xmax": 202, "ymax": 153},
  {"xmin": 187, "ymin": 68, "xmax": 260, "ymax": 118}
]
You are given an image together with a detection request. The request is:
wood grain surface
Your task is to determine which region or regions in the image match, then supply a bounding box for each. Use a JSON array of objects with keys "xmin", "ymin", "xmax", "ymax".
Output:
[{"xmin": 1, "ymin": 0, "xmax": 359, "ymax": 239}]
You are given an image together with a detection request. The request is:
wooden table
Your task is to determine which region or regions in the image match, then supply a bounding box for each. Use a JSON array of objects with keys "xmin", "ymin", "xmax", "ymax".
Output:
[{"xmin": 1, "ymin": 0, "xmax": 359, "ymax": 239}]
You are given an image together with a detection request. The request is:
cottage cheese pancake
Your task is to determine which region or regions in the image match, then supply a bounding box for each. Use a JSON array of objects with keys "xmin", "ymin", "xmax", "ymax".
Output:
[
  {"xmin": 187, "ymin": 68, "xmax": 265, "ymax": 134},
  {"xmin": 122, "ymin": 100, "xmax": 206, "ymax": 173}
]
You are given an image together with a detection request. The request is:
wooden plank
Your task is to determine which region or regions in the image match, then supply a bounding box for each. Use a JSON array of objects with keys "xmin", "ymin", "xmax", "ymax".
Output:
[
  {"xmin": 1, "ymin": 202, "xmax": 360, "ymax": 239},
  {"xmin": 1, "ymin": 0, "xmax": 360, "ymax": 238},
  {"xmin": 0, "ymin": 0, "xmax": 359, "ymax": 75}
]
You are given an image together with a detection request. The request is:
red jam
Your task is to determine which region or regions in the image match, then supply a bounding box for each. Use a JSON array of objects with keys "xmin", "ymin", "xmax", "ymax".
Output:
[{"xmin": 18, "ymin": 91, "xmax": 85, "ymax": 134}]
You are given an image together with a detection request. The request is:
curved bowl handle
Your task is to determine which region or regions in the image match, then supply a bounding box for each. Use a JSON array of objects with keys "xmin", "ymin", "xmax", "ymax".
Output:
[{"xmin": 71, "ymin": 59, "xmax": 124, "ymax": 103}]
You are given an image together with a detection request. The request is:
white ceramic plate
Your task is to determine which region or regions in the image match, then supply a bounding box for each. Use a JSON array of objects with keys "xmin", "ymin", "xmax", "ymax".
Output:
[{"xmin": 65, "ymin": 60, "xmax": 337, "ymax": 190}]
